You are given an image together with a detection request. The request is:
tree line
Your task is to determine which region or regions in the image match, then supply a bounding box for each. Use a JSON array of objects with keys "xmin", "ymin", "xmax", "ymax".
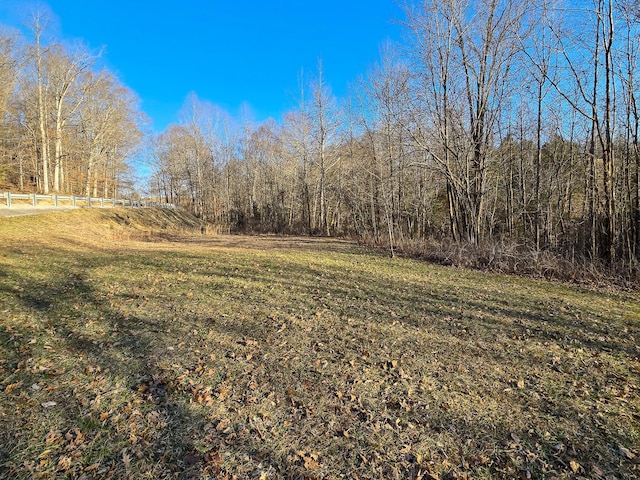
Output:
[
  {"xmin": 0, "ymin": 13, "xmax": 144, "ymax": 198},
  {"xmin": 2, "ymin": 2, "xmax": 639, "ymax": 277},
  {"xmin": 150, "ymin": 0, "xmax": 640, "ymax": 275}
]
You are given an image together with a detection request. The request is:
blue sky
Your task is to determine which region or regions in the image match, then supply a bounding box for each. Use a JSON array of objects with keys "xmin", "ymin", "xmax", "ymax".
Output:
[{"xmin": 0, "ymin": 0, "xmax": 403, "ymax": 132}]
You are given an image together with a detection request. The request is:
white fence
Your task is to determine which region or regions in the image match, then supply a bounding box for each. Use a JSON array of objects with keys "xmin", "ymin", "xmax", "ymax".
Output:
[{"xmin": 0, "ymin": 192, "xmax": 175, "ymax": 209}]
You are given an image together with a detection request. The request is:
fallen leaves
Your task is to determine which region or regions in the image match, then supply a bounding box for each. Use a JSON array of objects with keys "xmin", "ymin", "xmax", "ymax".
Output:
[
  {"xmin": 296, "ymin": 450, "xmax": 321, "ymax": 470},
  {"xmin": 3, "ymin": 381, "xmax": 23, "ymax": 392},
  {"xmin": 2, "ymin": 227, "xmax": 640, "ymax": 480},
  {"xmin": 38, "ymin": 449, "xmax": 53, "ymax": 459},
  {"xmin": 83, "ymin": 462, "xmax": 101, "ymax": 472},
  {"xmin": 45, "ymin": 430, "xmax": 62, "ymax": 445},
  {"xmin": 215, "ymin": 418, "xmax": 232, "ymax": 433},
  {"xmin": 64, "ymin": 427, "xmax": 85, "ymax": 446},
  {"xmin": 569, "ymin": 459, "xmax": 581, "ymax": 473},
  {"xmin": 121, "ymin": 449, "xmax": 131, "ymax": 470},
  {"xmin": 57, "ymin": 455, "xmax": 73, "ymax": 471},
  {"xmin": 216, "ymin": 384, "xmax": 232, "ymax": 401}
]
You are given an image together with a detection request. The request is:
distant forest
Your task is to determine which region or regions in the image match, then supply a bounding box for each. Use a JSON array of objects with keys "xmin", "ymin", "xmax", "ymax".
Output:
[{"xmin": 2, "ymin": 1, "xmax": 640, "ymax": 279}]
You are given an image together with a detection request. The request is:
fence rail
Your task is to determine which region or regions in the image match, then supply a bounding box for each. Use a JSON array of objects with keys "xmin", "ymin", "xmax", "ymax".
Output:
[{"xmin": 0, "ymin": 192, "xmax": 175, "ymax": 209}]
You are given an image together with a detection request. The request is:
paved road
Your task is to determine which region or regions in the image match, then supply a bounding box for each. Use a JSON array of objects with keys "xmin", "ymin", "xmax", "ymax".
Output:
[{"xmin": 0, "ymin": 205, "xmax": 78, "ymax": 218}]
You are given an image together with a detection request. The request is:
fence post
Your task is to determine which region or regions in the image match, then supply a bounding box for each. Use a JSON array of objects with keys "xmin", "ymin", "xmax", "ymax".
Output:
[
  {"xmin": 32, "ymin": 194, "xmax": 37, "ymax": 207},
  {"xmin": 88, "ymin": 196, "xmax": 91, "ymax": 207},
  {"xmin": 101, "ymin": 197, "xmax": 104, "ymax": 208},
  {"xmin": 72, "ymin": 195, "xmax": 76, "ymax": 207},
  {"xmin": 54, "ymin": 194, "xmax": 58, "ymax": 207},
  {"xmin": 7, "ymin": 192, "xmax": 11, "ymax": 207}
]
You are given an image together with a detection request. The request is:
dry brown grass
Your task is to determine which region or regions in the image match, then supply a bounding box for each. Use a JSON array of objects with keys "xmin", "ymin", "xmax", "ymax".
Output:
[{"xmin": 0, "ymin": 209, "xmax": 638, "ymax": 479}]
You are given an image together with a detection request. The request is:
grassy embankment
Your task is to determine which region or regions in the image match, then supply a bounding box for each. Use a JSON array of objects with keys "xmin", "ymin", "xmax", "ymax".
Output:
[{"xmin": 0, "ymin": 208, "xmax": 638, "ymax": 479}]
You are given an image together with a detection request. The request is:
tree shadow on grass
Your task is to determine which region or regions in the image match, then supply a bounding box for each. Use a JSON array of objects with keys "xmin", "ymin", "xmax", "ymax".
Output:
[
  {"xmin": 209, "ymin": 284, "xmax": 638, "ymax": 477},
  {"xmin": 0, "ymin": 252, "xmax": 350, "ymax": 479},
  {"xmin": 2, "ymin": 237, "xmax": 638, "ymax": 479},
  {"xmin": 197, "ymin": 255, "xmax": 640, "ymax": 476}
]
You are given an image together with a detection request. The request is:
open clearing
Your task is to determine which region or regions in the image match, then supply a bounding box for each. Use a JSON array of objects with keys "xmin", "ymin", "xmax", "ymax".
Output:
[{"xmin": 0, "ymin": 209, "xmax": 639, "ymax": 479}]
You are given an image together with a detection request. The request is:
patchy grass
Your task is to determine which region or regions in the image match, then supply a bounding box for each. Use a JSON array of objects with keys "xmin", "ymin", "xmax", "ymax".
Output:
[{"xmin": 0, "ymin": 209, "xmax": 638, "ymax": 479}]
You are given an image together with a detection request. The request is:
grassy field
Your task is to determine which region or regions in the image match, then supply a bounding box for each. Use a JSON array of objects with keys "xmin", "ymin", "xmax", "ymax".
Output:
[{"xmin": 0, "ymin": 208, "xmax": 638, "ymax": 479}]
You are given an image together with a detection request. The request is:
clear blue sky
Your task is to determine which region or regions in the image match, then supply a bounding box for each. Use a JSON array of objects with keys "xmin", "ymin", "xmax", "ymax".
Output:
[{"xmin": 0, "ymin": 0, "xmax": 403, "ymax": 132}]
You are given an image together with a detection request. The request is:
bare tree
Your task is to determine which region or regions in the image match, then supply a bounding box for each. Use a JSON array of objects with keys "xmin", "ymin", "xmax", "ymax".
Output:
[
  {"xmin": 358, "ymin": 43, "xmax": 413, "ymax": 255},
  {"xmin": 78, "ymin": 70, "xmax": 142, "ymax": 198},
  {"xmin": 30, "ymin": 11, "xmax": 51, "ymax": 193},
  {"xmin": 0, "ymin": 29, "xmax": 17, "ymax": 117},
  {"xmin": 405, "ymin": 0, "xmax": 526, "ymax": 245},
  {"xmin": 0, "ymin": 28, "xmax": 19, "ymax": 187},
  {"xmin": 618, "ymin": 0, "xmax": 640, "ymax": 261},
  {"xmin": 46, "ymin": 43, "xmax": 96, "ymax": 192},
  {"xmin": 310, "ymin": 60, "xmax": 340, "ymax": 236},
  {"xmin": 282, "ymin": 70, "xmax": 314, "ymax": 234}
]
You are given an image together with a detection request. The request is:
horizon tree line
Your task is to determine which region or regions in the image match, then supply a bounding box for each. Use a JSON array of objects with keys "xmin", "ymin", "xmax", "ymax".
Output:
[
  {"xmin": 150, "ymin": 0, "xmax": 640, "ymax": 272},
  {"xmin": 2, "ymin": 1, "xmax": 640, "ymax": 273}
]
